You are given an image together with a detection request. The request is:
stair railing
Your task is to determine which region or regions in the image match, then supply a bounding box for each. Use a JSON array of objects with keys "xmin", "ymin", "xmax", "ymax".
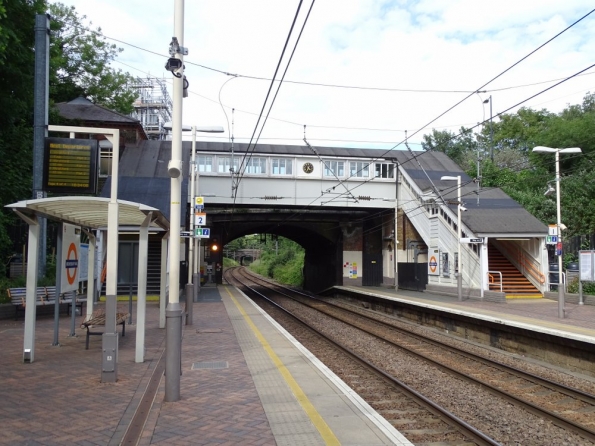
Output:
[
  {"xmin": 498, "ymin": 241, "xmax": 545, "ymax": 285},
  {"xmin": 487, "ymin": 271, "xmax": 503, "ymax": 292}
]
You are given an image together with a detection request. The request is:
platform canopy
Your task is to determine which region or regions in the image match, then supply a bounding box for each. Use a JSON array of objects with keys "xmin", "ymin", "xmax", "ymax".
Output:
[
  {"xmin": 6, "ymin": 196, "xmax": 169, "ymax": 230},
  {"xmin": 6, "ymin": 195, "xmax": 170, "ymax": 368}
]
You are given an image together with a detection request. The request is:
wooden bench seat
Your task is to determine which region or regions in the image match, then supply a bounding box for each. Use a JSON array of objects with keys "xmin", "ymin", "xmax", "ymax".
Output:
[
  {"xmin": 81, "ymin": 311, "xmax": 129, "ymax": 350},
  {"xmin": 46, "ymin": 287, "xmax": 86, "ymax": 316},
  {"xmin": 7, "ymin": 287, "xmax": 53, "ymax": 320}
]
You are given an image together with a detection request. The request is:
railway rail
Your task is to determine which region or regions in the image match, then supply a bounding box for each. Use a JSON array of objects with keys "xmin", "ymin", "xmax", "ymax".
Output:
[{"xmin": 225, "ymin": 266, "xmax": 595, "ymax": 445}]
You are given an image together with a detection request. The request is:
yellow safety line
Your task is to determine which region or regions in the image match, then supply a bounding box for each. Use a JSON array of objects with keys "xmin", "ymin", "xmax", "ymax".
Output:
[
  {"xmin": 505, "ymin": 294, "xmax": 543, "ymax": 299},
  {"xmin": 224, "ymin": 286, "xmax": 340, "ymax": 446}
]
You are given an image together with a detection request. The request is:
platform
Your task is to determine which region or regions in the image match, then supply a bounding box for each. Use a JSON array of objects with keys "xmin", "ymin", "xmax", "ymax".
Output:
[
  {"xmin": 0, "ymin": 285, "xmax": 411, "ymax": 445},
  {"xmin": 335, "ymin": 285, "xmax": 595, "ymax": 343}
]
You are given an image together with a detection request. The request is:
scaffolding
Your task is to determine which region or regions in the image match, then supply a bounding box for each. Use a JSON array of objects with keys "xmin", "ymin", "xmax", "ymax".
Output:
[{"xmin": 130, "ymin": 77, "xmax": 173, "ymax": 140}]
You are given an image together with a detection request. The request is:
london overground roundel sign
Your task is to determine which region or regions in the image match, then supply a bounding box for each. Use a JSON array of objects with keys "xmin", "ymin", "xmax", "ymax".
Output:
[
  {"xmin": 428, "ymin": 254, "xmax": 438, "ymax": 276},
  {"xmin": 61, "ymin": 223, "xmax": 81, "ymax": 293}
]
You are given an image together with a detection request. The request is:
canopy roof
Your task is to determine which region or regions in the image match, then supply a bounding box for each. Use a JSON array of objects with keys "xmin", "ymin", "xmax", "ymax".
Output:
[{"xmin": 6, "ymin": 196, "xmax": 169, "ymax": 231}]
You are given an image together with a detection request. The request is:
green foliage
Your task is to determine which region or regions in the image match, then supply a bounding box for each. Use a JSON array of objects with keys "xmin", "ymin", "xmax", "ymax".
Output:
[
  {"xmin": 566, "ymin": 277, "xmax": 595, "ymax": 296},
  {"xmin": 228, "ymin": 235, "xmax": 305, "ymax": 287},
  {"xmin": 421, "ymin": 126, "xmax": 478, "ymax": 169},
  {"xmin": 223, "ymin": 257, "xmax": 238, "ymax": 268},
  {"xmin": 0, "ymin": 1, "xmax": 139, "ymax": 261},
  {"xmin": 0, "ymin": 0, "xmax": 46, "ymax": 261},
  {"xmin": 48, "ymin": 2, "xmax": 138, "ymax": 114},
  {"xmin": 0, "ymin": 253, "xmax": 56, "ymax": 303}
]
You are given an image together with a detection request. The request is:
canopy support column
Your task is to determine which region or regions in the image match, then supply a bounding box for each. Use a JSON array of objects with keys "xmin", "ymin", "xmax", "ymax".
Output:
[
  {"xmin": 135, "ymin": 213, "xmax": 152, "ymax": 363},
  {"xmin": 15, "ymin": 211, "xmax": 39, "ymax": 363}
]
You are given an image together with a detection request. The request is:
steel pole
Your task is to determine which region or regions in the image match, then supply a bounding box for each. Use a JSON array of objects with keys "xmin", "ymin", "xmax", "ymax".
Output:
[
  {"xmin": 165, "ymin": 0, "xmax": 184, "ymax": 402},
  {"xmin": 555, "ymin": 150, "xmax": 564, "ymax": 318},
  {"xmin": 185, "ymin": 127, "xmax": 196, "ymax": 325},
  {"xmin": 489, "ymin": 96, "xmax": 493, "ymax": 163},
  {"xmin": 193, "ymin": 130, "xmax": 201, "ymax": 299},
  {"xmin": 457, "ymin": 176, "xmax": 463, "ymax": 302}
]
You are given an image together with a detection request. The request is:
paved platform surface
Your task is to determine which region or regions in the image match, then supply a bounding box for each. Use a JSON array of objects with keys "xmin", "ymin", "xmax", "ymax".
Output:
[
  {"xmin": 339, "ymin": 285, "xmax": 595, "ymax": 341},
  {"xmin": 0, "ymin": 285, "xmax": 409, "ymax": 446}
]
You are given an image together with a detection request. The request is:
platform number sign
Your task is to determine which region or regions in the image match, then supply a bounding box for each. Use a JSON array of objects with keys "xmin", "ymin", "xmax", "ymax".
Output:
[{"xmin": 195, "ymin": 212, "xmax": 206, "ymax": 226}]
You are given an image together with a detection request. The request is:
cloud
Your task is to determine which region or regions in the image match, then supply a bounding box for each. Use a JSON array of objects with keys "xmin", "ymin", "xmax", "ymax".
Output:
[{"xmin": 50, "ymin": 0, "xmax": 595, "ymax": 149}]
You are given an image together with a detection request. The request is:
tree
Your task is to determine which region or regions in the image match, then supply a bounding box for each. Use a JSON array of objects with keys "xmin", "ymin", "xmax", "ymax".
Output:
[
  {"xmin": 0, "ymin": 0, "xmax": 46, "ymax": 262},
  {"xmin": 0, "ymin": 1, "xmax": 139, "ymax": 264},
  {"xmin": 475, "ymin": 93, "xmax": 595, "ymax": 236},
  {"xmin": 421, "ymin": 127, "xmax": 478, "ymax": 171},
  {"xmin": 48, "ymin": 2, "xmax": 137, "ymax": 114}
]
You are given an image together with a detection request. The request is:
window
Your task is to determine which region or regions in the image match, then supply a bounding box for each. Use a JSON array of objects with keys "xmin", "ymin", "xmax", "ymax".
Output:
[
  {"xmin": 375, "ymin": 163, "xmax": 395, "ymax": 178},
  {"xmin": 99, "ymin": 140, "xmax": 112, "ymax": 177},
  {"xmin": 198, "ymin": 155, "xmax": 214, "ymax": 173},
  {"xmin": 217, "ymin": 157, "xmax": 239, "ymax": 174},
  {"xmin": 349, "ymin": 161, "xmax": 369, "ymax": 178},
  {"xmin": 272, "ymin": 158, "xmax": 292, "ymax": 175},
  {"xmin": 323, "ymin": 160, "xmax": 344, "ymax": 177},
  {"xmin": 244, "ymin": 157, "xmax": 266, "ymax": 174}
]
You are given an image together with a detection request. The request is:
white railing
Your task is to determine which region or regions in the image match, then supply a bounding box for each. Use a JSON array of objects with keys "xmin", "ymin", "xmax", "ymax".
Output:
[{"xmin": 487, "ymin": 271, "xmax": 503, "ymax": 292}]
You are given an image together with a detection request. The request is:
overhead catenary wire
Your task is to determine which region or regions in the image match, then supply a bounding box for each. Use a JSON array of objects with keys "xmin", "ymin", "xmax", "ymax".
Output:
[
  {"xmin": 86, "ymin": 8, "xmax": 595, "ymax": 242},
  {"xmin": 233, "ymin": 0, "xmax": 315, "ymax": 201}
]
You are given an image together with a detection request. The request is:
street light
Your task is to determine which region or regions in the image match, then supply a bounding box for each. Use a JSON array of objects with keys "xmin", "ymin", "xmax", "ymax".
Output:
[
  {"xmin": 441, "ymin": 175, "xmax": 463, "ymax": 301},
  {"xmin": 532, "ymin": 146, "xmax": 582, "ymax": 318},
  {"xmin": 483, "ymin": 96, "xmax": 493, "ymax": 162},
  {"xmin": 165, "ymin": 0, "xmax": 185, "ymax": 403},
  {"xmin": 162, "ymin": 122, "xmax": 224, "ymax": 324},
  {"xmin": 188, "ymin": 125, "xmax": 223, "ymax": 308}
]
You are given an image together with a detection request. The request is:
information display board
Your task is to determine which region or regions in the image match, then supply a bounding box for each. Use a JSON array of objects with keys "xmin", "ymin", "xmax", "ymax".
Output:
[
  {"xmin": 579, "ymin": 250, "xmax": 595, "ymax": 282},
  {"xmin": 43, "ymin": 137, "xmax": 98, "ymax": 194}
]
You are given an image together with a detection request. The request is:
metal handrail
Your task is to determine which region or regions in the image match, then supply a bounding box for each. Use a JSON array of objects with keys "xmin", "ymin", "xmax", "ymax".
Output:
[
  {"xmin": 499, "ymin": 241, "xmax": 546, "ymax": 284},
  {"xmin": 487, "ymin": 271, "xmax": 503, "ymax": 292}
]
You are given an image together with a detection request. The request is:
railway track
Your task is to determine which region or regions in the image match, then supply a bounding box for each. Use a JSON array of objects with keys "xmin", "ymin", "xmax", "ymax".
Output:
[
  {"xmin": 226, "ymin": 267, "xmax": 498, "ymax": 445},
  {"xmin": 225, "ymin": 266, "xmax": 595, "ymax": 445}
]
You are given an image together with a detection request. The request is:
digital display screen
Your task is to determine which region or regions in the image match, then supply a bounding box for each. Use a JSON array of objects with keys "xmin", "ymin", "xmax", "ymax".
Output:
[{"xmin": 43, "ymin": 137, "xmax": 98, "ymax": 194}]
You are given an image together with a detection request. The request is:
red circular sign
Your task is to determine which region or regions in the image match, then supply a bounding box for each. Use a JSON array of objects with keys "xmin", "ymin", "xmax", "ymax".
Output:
[
  {"xmin": 66, "ymin": 242, "xmax": 78, "ymax": 285},
  {"xmin": 429, "ymin": 255, "xmax": 438, "ymax": 273}
]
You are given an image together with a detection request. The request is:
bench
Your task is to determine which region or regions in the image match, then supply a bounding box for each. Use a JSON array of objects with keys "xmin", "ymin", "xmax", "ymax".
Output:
[
  {"xmin": 45, "ymin": 287, "xmax": 86, "ymax": 316},
  {"xmin": 7, "ymin": 287, "xmax": 55, "ymax": 320},
  {"xmin": 81, "ymin": 311, "xmax": 129, "ymax": 350}
]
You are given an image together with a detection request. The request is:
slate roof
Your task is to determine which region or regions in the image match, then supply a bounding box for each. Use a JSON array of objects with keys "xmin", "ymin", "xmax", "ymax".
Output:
[
  {"xmin": 55, "ymin": 97, "xmax": 146, "ymax": 127},
  {"xmin": 105, "ymin": 140, "xmax": 547, "ymax": 237}
]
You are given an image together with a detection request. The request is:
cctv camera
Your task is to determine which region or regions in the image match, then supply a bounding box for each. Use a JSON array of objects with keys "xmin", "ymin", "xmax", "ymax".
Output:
[
  {"xmin": 559, "ymin": 223, "xmax": 567, "ymax": 231},
  {"xmin": 460, "ymin": 206, "xmax": 468, "ymax": 212},
  {"xmin": 165, "ymin": 57, "xmax": 183, "ymax": 73}
]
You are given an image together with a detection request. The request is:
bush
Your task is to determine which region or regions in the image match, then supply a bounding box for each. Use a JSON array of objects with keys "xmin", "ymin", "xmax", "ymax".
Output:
[
  {"xmin": 0, "ymin": 254, "xmax": 56, "ymax": 304},
  {"xmin": 223, "ymin": 257, "xmax": 239, "ymax": 268},
  {"xmin": 566, "ymin": 277, "xmax": 595, "ymax": 295}
]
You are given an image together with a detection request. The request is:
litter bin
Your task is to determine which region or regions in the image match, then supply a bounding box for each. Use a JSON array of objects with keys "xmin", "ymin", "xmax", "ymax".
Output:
[
  {"xmin": 567, "ymin": 262, "xmax": 579, "ymax": 272},
  {"xmin": 549, "ymin": 263, "xmax": 559, "ymax": 291}
]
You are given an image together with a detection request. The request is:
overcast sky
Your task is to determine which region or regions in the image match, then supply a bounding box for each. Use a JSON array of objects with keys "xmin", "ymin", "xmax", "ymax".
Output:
[{"xmin": 52, "ymin": 1, "xmax": 595, "ymax": 152}]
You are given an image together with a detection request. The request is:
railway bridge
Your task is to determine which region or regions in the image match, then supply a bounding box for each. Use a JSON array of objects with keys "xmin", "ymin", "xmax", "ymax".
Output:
[{"xmin": 103, "ymin": 139, "xmax": 548, "ymax": 298}]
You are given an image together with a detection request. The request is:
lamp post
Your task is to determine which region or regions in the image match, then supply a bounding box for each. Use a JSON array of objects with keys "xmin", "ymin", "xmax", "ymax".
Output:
[
  {"xmin": 532, "ymin": 146, "xmax": 582, "ymax": 318},
  {"xmin": 188, "ymin": 125, "xmax": 223, "ymax": 308},
  {"xmin": 162, "ymin": 122, "xmax": 224, "ymax": 326},
  {"xmin": 393, "ymin": 160, "xmax": 399, "ymax": 290},
  {"xmin": 164, "ymin": 0, "xmax": 186, "ymax": 403},
  {"xmin": 483, "ymin": 96, "xmax": 493, "ymax": 162},
  {"xmin": 441, "ymin": 175, "xmax": 463, "ymax": 301}
]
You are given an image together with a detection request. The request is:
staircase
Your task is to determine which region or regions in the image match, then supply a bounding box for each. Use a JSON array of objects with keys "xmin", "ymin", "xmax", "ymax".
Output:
[{"xmin": 488, "ymin": 244, "xmax": 541, "ymax": 298}]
